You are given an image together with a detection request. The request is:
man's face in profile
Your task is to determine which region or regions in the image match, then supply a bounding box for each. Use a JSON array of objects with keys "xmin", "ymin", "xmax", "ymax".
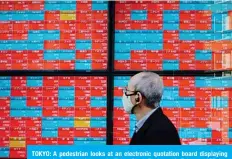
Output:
[
  {"xmin": 125, "ymin": 81, "xmax": 136, "ymax": 106},
  {"xmin": 122, "ymin": 73, "xmax": 145, "ymax": 114}
]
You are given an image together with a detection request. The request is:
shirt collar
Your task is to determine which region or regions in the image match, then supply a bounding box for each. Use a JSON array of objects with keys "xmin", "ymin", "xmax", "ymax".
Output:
[{"xmin": 135, "ymin": 107, "xmax": 159, "ymax": 133}]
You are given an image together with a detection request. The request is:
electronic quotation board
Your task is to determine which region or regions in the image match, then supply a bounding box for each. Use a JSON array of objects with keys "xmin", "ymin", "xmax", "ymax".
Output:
[
  {"xmin": 0, "ymin": 0, "xmax": 232, "ymax": 158},
  {"xmin": 0, "ymin": 76, "xmax": 107, "ymax": 158},
  {"xmin": 0, "ymin": 1, "xmax": 108, "ymax": 70},
  {"xmin": 113, "ymin": 76, "xmax": 232, "ymax": 145},
  {"xmin": 114, "ymin": 1, "xmax": 232, "ymax": 71}
]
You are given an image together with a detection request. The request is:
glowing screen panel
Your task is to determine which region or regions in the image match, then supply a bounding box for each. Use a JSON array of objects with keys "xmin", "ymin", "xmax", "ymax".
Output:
[
  {"xmin": 113, "ymin": 76, "xmax": 232, "ymax": 145},
  {"xmin": 0, "ymin": 1, "xmax": 108, "ymax": 70},
  {"xmin": 114, "ymin": 1, "xmax": 232, "ymax": 71},
  {"xmin": 0, "ymin": 76, "xmax": 107, "ymax": 158}
]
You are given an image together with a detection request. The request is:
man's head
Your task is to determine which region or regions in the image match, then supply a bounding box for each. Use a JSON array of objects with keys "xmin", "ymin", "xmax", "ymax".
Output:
[{"xmin": 122, "ymin": 72, "xmax": 163, "ymax": 116}]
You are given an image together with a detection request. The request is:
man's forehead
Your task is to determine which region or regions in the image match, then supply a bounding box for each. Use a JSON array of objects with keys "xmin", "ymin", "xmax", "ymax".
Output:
[
  {"xmin": 127, "ymin": 80, "xmax": 134, "ymax": 89},
  {"xmin": 128, "ymin": 73, "xmax": 143, "ymax": 88}
]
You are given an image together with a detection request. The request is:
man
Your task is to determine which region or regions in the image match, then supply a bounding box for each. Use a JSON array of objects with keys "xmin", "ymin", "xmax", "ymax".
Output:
[{"xmin": 122, "ymin": 72, "xmax": 181, "ymax": 145}]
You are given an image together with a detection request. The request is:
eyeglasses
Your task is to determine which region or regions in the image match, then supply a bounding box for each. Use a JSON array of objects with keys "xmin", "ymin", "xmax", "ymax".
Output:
[{"xmin": 123, "ymin": 87, "xmax": 138, "ymax": 96}]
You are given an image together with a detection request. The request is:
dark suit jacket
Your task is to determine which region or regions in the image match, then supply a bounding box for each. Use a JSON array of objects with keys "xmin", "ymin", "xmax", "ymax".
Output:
[{"xmin": 130, "ymin": 107, "xmax": 181, "ymax": 145}]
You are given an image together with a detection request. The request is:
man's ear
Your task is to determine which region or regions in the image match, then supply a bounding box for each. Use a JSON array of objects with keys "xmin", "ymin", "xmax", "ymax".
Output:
[{"xmin": 135, "ymin": 92, "xmax": 142, "ymax": 104}]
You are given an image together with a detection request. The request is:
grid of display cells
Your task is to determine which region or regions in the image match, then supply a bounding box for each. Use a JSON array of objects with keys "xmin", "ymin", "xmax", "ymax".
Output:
[
  {"xmin": 114, "ymin": 1, "xmax": 232, "ymax": 71},
  {"xmin": 0, "ymin": 76, "xmax": 107, "ymax": 158},
  {"xmin": 0, "ymin": 1, "xmax": 108, "ymax": 70},
  {"xmin": 113, "ymin": 76, "xmax": 232, "ymax": 145}
]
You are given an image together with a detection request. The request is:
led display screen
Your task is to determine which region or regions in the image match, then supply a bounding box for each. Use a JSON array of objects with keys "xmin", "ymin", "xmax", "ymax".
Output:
[
  {"xmin": 0, "ymin": 76, "xmax": 107, "ymax": 158},
  {"xmin": 114, "ymin": 1, "xmax": 232, "ymax": 71},
  {"xmin": 113, "ymin": 76, "xmax": 232, "ymax": 145},
  {"xmin": 0, "ymin": 1, "xmax": 108, "ymax": 70},
  {"xmin": 0, "ymin": 0, "xmax": 232, "ymax": 158}
]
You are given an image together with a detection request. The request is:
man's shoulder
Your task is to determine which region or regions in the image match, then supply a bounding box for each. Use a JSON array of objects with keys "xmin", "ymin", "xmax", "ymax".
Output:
[{"xmin": 149, "ymin": 111, "xmax": 177, "ymax": 131}]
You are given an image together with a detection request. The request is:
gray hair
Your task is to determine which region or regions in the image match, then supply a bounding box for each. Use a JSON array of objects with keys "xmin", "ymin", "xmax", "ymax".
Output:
[{"xmin": 134, "ymin": 72, "xmax": 163, "ymax": 108}]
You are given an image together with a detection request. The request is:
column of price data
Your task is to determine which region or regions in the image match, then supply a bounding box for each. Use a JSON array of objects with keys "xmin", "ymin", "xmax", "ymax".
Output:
[
  {"xmin": 114, "ymin": 1, "xmax": 232, "ymax": 71},
  {"xmin": 0, "ymin": 1, "xmax": 108, "ymax": 70},
  {"xmin": 0, "ymin": 76, "xmax": 107, "ymax": 158},
  {"xmin": 113, "ymin": 76, "xmax": 232, "ymax": 145}
]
